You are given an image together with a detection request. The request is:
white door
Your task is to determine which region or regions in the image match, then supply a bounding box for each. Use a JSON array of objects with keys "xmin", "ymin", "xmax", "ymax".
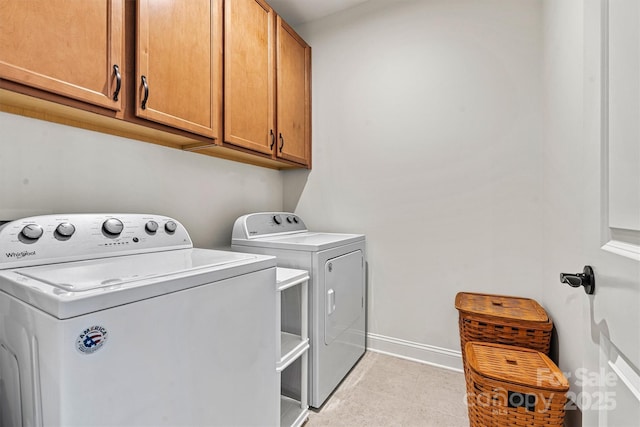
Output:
[{"xmin": 581, "ymin": 0, "xmax": 640, "ymax": 425}]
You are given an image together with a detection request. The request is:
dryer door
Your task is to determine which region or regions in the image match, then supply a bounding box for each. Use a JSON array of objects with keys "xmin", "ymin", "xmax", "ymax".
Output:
[{"xmin": 324, "ymin": 250, "xmax": 364, "ymax": 345}]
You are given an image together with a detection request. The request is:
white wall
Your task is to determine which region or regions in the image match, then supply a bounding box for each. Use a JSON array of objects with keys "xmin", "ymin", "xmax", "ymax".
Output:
[
  {"xmin": 539, "ymin": 2, "xmax": 586, "ymax": 423},
  {"xmin": 540, "ymin": 0, "xmax": 585, "ymax": 387},
  {"xmin": 0, "ymin": 112, "xmax": 283, "ymax": 248},
  {"xmin": 285, "ymin": 0, "xmax": 545, "ymax": 367}
]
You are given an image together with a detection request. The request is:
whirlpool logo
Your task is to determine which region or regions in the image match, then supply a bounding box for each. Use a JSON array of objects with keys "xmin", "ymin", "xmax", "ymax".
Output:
[{"xmin": 5, "ymin": 251, "xmax": 36, "ymax": 259}]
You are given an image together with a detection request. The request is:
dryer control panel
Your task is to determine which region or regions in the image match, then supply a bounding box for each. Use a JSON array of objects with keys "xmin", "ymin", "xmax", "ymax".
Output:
[
  {"xmin": 0, "ymin": 214, "xmax": 192, "ymax": 269},
  {"xmin": 232, "ymin": 212, "xmax": 307, "ymax": 239}
]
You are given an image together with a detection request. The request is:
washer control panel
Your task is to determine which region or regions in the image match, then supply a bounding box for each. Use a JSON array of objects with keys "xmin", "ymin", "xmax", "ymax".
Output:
[
  {"xmin": 0, "ymin": 214, "xmax": 192, "ymax": 269},
  {"xmin": 232, "ymin": 212, "xmax": 307, "ymax": 239}
]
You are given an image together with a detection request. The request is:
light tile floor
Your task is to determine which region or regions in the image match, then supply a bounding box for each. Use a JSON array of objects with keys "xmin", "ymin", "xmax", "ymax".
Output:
[{"xmin": 306, "ymin": 351, "xmax": 469, "ymax": 427}]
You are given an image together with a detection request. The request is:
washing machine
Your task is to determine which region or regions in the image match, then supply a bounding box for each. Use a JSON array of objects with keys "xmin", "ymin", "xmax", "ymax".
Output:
[
  {"xmin": 0, "ymin": 213, "xmax": 278, "ymax": 426},
  {"xmin": 232, "ymin": 212, "xmax": 366, "ymax": 408}
]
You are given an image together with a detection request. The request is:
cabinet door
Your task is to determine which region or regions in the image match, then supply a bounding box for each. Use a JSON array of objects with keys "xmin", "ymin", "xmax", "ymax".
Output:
[
  {"xmin": 0, "ymin": 0, "xmax": 124, "ymax": 111},
  {"xmin": 224, "ymin": 0, "xmax": 275, "ymax": 155},
  {"xmin": 137, "ymin": 0, "xmax": 222, "ymax": 138},
  {"xmin": 276, "ymin": 17, "xmax": 311, "ymax": 166}
]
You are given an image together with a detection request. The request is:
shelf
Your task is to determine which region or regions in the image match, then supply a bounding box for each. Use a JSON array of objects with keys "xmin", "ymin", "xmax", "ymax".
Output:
[
  {"xmin": 278, "ymin": 333, "xmax": 309, "ymax": 372},
  {"xmin": 276, "ymin": 268, "xmax": 310, "ymax": 292},
  {"xmin": 276, "ymin": 267, "xmax": 309, "ymax": 427},
  {"xmin": 280, "ymin": 395, "xmax": 308, "ymax": 427}
]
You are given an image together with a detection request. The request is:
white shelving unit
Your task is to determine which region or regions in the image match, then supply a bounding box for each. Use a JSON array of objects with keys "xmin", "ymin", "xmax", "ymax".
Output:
[{"xmin": 276, "ymin": 268, "xmax": 310, "ymax": 427}]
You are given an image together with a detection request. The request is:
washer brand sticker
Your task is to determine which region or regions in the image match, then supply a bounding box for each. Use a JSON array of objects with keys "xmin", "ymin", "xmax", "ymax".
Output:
[{"xmin": 76, "ymin": 326, "xmax": 108, "ymax": 354}]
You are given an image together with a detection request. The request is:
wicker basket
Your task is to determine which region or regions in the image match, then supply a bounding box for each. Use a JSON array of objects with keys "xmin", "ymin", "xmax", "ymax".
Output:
[
  {"xmin": 455, "ymin": 292, "xmax": 553, "ymax": 367},
  {"xmin": 465, "ymin": 342, "xmax": 569, "ymax": 427}
]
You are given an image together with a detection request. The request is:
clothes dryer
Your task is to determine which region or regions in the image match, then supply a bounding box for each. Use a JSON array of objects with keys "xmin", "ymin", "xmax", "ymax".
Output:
[
  {"xmin": 232, "ymin": 212, "xmax": 366, "ymax": 408},
  {"xmin": 0, "ymin": 214, "xmax": 278, "ymax": 426}
]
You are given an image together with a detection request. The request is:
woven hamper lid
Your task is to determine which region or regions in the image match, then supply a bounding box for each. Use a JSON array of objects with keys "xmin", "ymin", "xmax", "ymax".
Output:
[
  {"xmin": 466, "ymin": 342, "xmax": 569, "ymax": 392},
  {"xmin": 455, "ymin": 292, "xmax": 549, "ymax": 323}
]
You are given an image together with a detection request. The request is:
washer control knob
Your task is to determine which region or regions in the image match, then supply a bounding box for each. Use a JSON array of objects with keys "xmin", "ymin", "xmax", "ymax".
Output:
[
  {"xmin": 292, "ymin": 216, "xmax": 299, "ymax": 224},
  {"xmin": 273, "ymin": 215, "xmax": 282, "ymax": 225},
  {"xmin": 103, "ymin": 218, "xmax": 124, "ymax": 236},
  {"xmin": 55, "ymin": 222, "xmax": 76, "ymax": 238},
  {"xmin": 145, "ymin": 220, "xmax": 159, "ymax": 233},
  {"xmin": 286, "ymin": 216, "xmax": 293, "ymax": 223},
  {"xmin": 165, "ymin": 221, "xmax": 177, "ymax": 233},
  {"xmin": 21, "ymin": 224, "xmax": 44, "ymax": 240}
]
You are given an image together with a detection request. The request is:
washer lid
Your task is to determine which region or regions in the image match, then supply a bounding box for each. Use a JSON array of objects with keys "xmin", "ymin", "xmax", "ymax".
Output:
[
  {"xmin": 0, "ymin": 248, "xmax": 275, "ymax": 319},
  {"xmin": 233, "ymin": 232, "xmax": 365, "ymax": 252},
  {"xmin": 16, "ymin": 249, "xmax": 259, "ymax": 291}
]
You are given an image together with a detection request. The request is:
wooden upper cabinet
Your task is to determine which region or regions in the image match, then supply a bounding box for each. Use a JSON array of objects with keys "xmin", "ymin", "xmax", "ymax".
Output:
[
  {"xmin": 0, "ymin": 0, "xmax": 309, "ymax": 169},
  {"xmin": 224, "ymin": 0, "xmax": 276, "ymax": 155},
  {"xmin": 224, "ymin": 1, "xmax": 311, "ymax": 167},
  {"xmin": 276, "ymin": 17, "xmax": 311, "ymax": 166},
  {"xmin": 137, "ymin": 0, "xmax": 222, "ymax": 139},
  {"xmin": 0, "ymin": 0, "xmax": 124, "ymax": 111}
]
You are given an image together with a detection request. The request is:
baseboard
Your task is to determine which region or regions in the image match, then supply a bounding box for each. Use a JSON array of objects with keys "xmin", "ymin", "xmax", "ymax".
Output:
[{"xmin": 367, "ymin": 332, "xmax": 463, "ymax": 373}]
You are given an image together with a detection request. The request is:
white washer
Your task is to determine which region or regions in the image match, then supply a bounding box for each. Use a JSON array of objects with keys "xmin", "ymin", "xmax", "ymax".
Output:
[
  {"xmin": 232, "ymin": 212, "xmax": 366, "ymax": 408},
  {"xmin": 0, "ymin": 214, "xmax": 278, "ymax": 427}
]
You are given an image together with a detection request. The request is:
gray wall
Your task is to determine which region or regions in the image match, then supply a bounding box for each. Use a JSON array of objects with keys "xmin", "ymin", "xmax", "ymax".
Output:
[
  {"xmin": 0, "ymin": 112, "xmax": 283, "ymax": 249},
  {"xmin": 540, "ymin": 0, "xmax": 585, "ymax": 391},
  {"xmin": 285, "ymin": 0, "xmax": 545, "ymax": 366}
]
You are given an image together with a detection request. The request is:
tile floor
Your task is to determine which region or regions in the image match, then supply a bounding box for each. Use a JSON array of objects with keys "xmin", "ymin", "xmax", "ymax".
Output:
[{"xmin": 306, "ymin": 351, "xmax": 469, "ymax": 427}]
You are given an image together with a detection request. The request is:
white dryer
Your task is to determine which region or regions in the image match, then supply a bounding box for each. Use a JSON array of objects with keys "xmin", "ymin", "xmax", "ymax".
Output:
[
  {"xmin": 0, "ymin": 214, "xmax": 278, "ymax": 426},
  {"xmin": 232, "ymin": 212, "xmax": 366, "ymax": 408}
]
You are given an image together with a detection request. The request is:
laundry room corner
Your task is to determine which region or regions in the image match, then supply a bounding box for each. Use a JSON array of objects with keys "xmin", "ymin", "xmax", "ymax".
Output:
[
  {"xmin": 283, "ymin": 0, "xmax": 546, "ymax": 370},
  {"xmin": 3, "ymin": 0, "xmax": 639, "ymax": 424},
  {"xmin": 282, "ymin": 168, "xmax": 310, "ymax": 213}
]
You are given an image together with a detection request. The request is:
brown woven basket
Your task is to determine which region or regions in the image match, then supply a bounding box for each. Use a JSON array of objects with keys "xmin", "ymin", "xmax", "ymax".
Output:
[
  {"xmin": 455, "ymin": 292, "xmax": 553, "ymax": 367},
  {"xmin": 465, "ymin": 342, "xmax": 569, "ymax": 427}
]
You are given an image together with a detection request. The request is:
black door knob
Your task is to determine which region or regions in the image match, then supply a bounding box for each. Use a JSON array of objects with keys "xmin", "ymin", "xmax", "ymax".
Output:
[{"xmin": 560, "ymin": 266, "xmax": 595, "ymax": 295}]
